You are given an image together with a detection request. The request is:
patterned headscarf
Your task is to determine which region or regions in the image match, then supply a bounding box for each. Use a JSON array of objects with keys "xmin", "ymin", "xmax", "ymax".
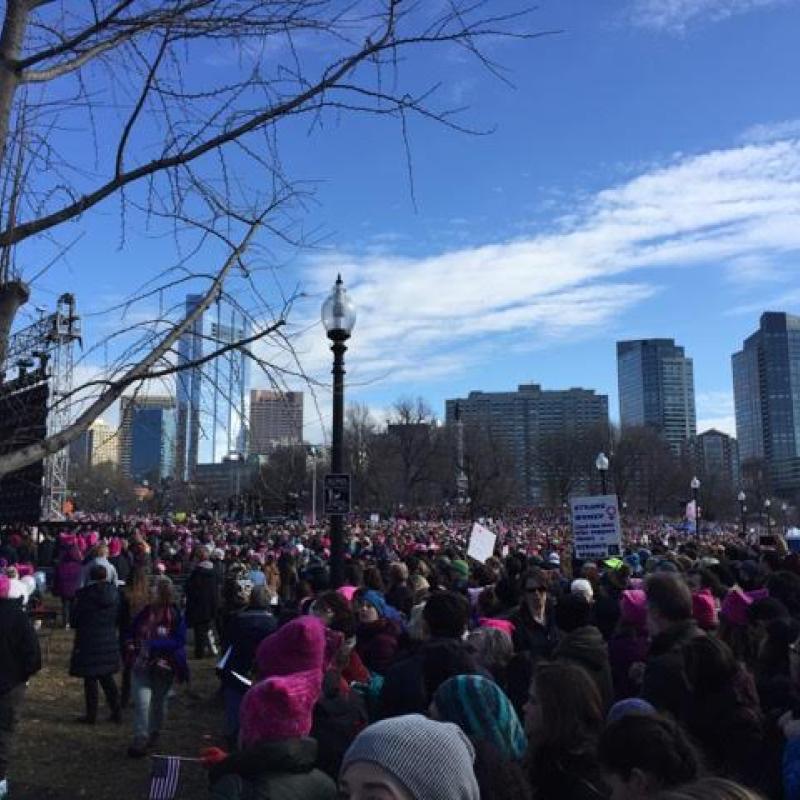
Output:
[{"xmin": 433, "ymin": 674, "xmax": 527, "ymax": 761}]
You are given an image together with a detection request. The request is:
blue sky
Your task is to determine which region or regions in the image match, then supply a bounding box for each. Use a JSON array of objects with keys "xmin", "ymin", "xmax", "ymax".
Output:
[{"xmin": 23, "ymin": 0, "xmax": 800, "ymax": 448}]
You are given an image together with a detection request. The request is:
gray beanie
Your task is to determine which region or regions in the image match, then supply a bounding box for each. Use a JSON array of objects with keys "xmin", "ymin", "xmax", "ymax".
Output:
[{"xmin": 341, "ymin": 714, "xmax": 480, "ymax": 800}]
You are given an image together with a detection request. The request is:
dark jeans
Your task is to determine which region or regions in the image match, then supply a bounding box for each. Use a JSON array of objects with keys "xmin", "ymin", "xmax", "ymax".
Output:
[
  {"xmin": 83, "ymin": 674, "xmax": 119, "ymax": 721},
  {"xmin": 194, "ymin": 622, "xmax": 210, "ymax": 659},
  {"xmin": 0, "ymin": 684, "xmax": 26, "ymax": 779},
  {"xmin": 61, "ymin": 597, "xmax": 74, "ymax": 627}
]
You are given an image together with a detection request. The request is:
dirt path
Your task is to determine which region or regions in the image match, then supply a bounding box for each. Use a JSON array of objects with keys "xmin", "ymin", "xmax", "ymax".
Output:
[{"xmin": 11, "ymin": 627, "xmax": 224, "ymax": 800}]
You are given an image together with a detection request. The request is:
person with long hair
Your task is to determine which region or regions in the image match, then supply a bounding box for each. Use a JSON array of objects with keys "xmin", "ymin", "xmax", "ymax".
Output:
[
  {"xmin": 119, "ymin": 565, "xmax": 151, "ymax": 708},
  {"xmin": 655, "ymin": 777, "xmax": 766, "ymax": 800},
  {"xmin": 124, "ymin": 576, "xmax": 188, "ymax": 758},
  {"xmin": 525, "ymin": 661, "xmax": 610, "ymax": 800}
]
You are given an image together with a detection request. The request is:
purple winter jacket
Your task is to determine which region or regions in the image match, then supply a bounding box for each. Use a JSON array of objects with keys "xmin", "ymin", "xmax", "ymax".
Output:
[{"xmin": 54, "ymin": 555, "xmax": 83, "ymax": 600}]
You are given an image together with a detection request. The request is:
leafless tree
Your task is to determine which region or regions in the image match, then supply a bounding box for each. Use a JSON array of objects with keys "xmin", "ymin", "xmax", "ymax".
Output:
[{"xmin": 0, "ymin": 0, "xmax": 548, "ymax": 478}]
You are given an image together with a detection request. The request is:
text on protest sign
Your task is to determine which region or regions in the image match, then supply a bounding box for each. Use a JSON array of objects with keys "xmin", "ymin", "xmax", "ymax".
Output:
[
  {"xmin": 467, "ymin": 522, "xmax": 497, "ymax": 564},
  {"xmin": 570, "ymin": 495, "xmax": 621, "ymax": 560}
]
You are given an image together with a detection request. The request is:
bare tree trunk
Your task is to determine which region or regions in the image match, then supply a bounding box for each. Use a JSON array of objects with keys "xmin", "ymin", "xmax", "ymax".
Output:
[{"xmin": 0, "ymin": 1, "xmax": 29, "ymax": 176}]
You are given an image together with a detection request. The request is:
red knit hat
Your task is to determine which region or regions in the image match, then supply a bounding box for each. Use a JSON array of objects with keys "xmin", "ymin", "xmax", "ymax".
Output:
[
  {"xmin": 620, "ymin": 589, "xmax": 647, "ymax": 630},
  {"xmin": 692, "ymin": 589, "xmax": 718, "ymax": 631},
  {"xmin": 256, "ymin": 616, "xmax": 326, "ymax": 677},
  {"xmin": 239, "ymin": 675, "xmax": 321, "ymax": 746}
]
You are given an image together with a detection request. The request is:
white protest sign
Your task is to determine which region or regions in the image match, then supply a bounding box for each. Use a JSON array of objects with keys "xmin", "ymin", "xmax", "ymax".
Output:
[
  {"xmin": 467, "ymin": 522, "xmax": 497, "ymax": 564},
  {"xmin": 570, "ymin": 495, "xmax": 622, "ymax": 560},
  {"xmin": 370, "ymin": 513, "xmax": 380, "ymax": 524}
]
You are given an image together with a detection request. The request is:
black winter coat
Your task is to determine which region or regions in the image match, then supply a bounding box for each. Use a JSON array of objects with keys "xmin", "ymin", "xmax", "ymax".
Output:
[
  {"xmin": 222, "ymin": 608, "xmax": 277, "ymax": 691},
  {"xmin": 209, "ymin": 738, "xmax": 336, "ymax": 800},
  {"xmin": 69, "ymin": 581, "xmax": 121, "ymax": 678},
  {"xmin": 0, "ymin": 598, "xmax": 42, "ymax": 694},
  {"xmin": 554, "ymin": 626, "xmax": 614, "ymax": 711},
  {"xmin": 642, "ymin": 620, "xmax": 703, "ymax": 717},
  {"xmin": 185, "ymin": 562, "xmax": 219, "ymax": 625}
]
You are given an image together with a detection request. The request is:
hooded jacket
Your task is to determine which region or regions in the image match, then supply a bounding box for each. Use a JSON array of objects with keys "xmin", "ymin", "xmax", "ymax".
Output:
[
  {"xmin": 554, "ymin": 625, "xmax": 613, "ymax": 710},
  {"xmin": 209, "ymin": 738, "xmax": 336, "ymax": 800},
  {"xmin": 69, "ymin": 581, "xmax": 121, "ymax": 677}
]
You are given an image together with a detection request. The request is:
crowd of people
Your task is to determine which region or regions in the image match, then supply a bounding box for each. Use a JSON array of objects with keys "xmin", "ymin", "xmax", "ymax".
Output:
[{"xmin": 1, "ymin": 507, "xmax": 800, "ymax": 799}]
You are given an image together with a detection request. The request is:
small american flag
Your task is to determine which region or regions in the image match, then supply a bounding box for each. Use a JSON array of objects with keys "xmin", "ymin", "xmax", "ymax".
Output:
[{"xmin": 149, "ymin": 756, "xmax": 181, "ymax": 800}]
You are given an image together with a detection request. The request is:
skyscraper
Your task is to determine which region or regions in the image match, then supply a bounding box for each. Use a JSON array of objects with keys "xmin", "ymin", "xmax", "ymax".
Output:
[
  {"xmin": 176, "ymin": 294, "xmax": 203, "ymax": 481},
  {"xmin": 732, "ymin": 312, "xmax": 800, "ymax": 495},
  {"xmin": 696, "ymin": 429, "xmax": 740, "ymax": 488},
  {"xmin": 175, "ymin": 294, "xmax": 251, "ymax": 479},
  {"xmin": 119, "ymin": 396, "xmax": 176, "ymax": 480},
  {"xmin": 445, "ymin": 384, "xmax": 609, "ymax": 504},
  {"xmin": 249, "ymin": 390, "xmax": 304, "ymax": 454},
  {"xmin": 617, "ymin": 338, "xmax": 697, "ymax": 453}
]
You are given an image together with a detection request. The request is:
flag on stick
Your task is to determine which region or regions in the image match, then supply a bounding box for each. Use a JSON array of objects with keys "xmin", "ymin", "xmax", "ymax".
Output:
[{"xmin": 149, "ymin": 755, "xmax": 181, "ymax": 800}]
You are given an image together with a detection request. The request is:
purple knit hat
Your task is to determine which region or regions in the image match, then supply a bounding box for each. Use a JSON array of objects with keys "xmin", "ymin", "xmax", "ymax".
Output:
[
  {"xmin": 255, "ymin": 615, "xmax": 326, "ymax": 677},
  {"xmin": 239, "ymin": 674, "xmax": 322, "ymax": 746},
  {"xmin": 721, "ymin": 587, "xmax": 770, "ymax": 627},
  {"xmin": 620, "ymin": 589, "xmax": 648, "ymax": 630}
]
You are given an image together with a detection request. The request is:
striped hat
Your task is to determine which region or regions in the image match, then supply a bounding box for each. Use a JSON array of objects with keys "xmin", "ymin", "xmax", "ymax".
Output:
[
  {"xmin": 341, "ymin": 715, "xmax": 480, "ymax": 800},
  {"xmin": 433, "ymin": 675, "xmax": 527, "ymax": 761}
]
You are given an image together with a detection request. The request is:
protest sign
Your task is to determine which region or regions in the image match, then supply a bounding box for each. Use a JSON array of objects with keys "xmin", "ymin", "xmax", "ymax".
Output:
[
  {"xmin": 570, "ymin": 495, "xmax": 621, "ymax": 559},
  {"xmin": 467, "ymin": 522, "xmax": 497, "ymax": 564}
]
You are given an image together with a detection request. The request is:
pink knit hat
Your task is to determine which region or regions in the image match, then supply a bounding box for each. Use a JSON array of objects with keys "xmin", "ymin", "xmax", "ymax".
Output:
[
  {"xmin": 108, "ymin": 538, "xmax": 123, "ymax": 558},
  {"xmin": 0, "ymin": 574, "xmax": 9, "ymax": 598},
  {"xmin": 720, "ymin": 588, "xmax": 751, "ymax": 627},
  {"xmin": 337, "ymin": 585, "xmax": 358, "ymax": 603},
  {"xmin": 721, "ymin": 587, "xmax": 770, "ymax": 627},
  {"xmin": 239, "ymin": 675, "xmax": 321, "ymax": 746},
  {"xmin": 692, "ymin": 589, "xmax": 718, "ymax": 631},
  {"xmin": 478, "ymin": 618, "xmax": 515, "ymax": 638},
  {"xmin": 620, "ymin": 589, "xmax": 648, "ymax": 630},
  {"xmin": 256, "ymin": 616, "xmax": 326, "ymax": 677}
]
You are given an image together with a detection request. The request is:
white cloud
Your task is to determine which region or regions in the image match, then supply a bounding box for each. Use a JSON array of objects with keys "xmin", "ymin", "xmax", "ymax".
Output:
[
  {"xmin": 629, "ymin": 0, "xmax": 795, "ymax": 30},
  {"xmin": 282, "ymin": 134, "xmax": 800, "ymax": 403},
  {"xmin": 741, "ymin": 119, "xmax": 800, "ymax": 144},
  {"xmin": 698, "ymin": 415, "xmax": 737, "ymax": 436}
]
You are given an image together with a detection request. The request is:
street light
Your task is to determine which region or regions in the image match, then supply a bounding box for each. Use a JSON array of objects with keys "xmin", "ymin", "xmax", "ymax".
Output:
[
  {"xmin": 765, "ymin": 498, "xmax": 773, "ymax": 538},
  {"xmin": 321, "ymin": 274, "xmax": 356, "ymax": 588},
  {"xmin": 783, "ymin": 502, "xmax": 789, "ymax": 535},
  {"xmin": 738, "ymin": 490, "xmax": 746, "ymax": 538},
  {"xmin": 595, "ymin": 452, "xmax": 609, "ymax": 495},
  {"xmin": 690, "ymin": 476, "xmax": 701, "ymax": 536}
]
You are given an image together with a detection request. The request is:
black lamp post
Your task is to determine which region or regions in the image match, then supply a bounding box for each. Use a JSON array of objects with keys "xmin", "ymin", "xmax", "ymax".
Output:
[
  {"xmin": 765, "ymin": 498, "xmax": 773, "ymax": 538},
  {"xmin": 738, "ymin": 490, "xmax": 746, "ymax": 538},
  {"xmin": 783, "ymin": 502, "xmax": 789, "ymax": 536},
  {"xmin": 322, "ymin": 274, "xmax": 356, "ymax": 588},
  {"xmin": 691, "ymin": 476, "xmax": 701, "ymax": 536},
  {"xmin": 596, "ymin": 452, "xmax": 609, "ymax": 495}
]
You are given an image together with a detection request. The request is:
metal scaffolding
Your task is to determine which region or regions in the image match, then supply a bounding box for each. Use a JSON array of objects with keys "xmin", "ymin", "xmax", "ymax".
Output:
[{"xmin": 2, "ymin": 293, "xmax": 81, "ymax": 520}]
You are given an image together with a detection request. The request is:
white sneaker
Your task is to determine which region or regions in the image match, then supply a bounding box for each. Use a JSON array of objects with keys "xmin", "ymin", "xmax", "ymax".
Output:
[{"xmin": 0, "ymin": 777, "xmax": 9, "ymax": 799}]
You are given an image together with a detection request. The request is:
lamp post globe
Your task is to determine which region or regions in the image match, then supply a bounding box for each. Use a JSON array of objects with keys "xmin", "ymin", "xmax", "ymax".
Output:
[
  {"xmin": 595, "ymin": 452, "xmax": 609, "ymax": 495},
  {"xmin": 765, "ymin": 498, "xmax": 773, "ymax": 537},
  {"xmin": 322, "ymin": 275, "xmax": 356, "ymax": 588}
]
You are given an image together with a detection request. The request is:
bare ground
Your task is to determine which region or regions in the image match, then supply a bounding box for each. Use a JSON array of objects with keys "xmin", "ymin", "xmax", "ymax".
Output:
[{"xmin": 10, "ymin": 626, "xmax": 224, "ymax": 800}]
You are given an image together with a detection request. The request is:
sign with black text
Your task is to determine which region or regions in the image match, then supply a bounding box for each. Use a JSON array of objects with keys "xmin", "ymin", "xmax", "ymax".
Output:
[{"xmin": 570, "ymin": 495, "xmax": 622, "ymax": 560}]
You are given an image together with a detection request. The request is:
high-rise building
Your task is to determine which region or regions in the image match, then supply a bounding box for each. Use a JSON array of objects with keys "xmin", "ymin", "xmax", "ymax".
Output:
[
  {"xmin": 249, "ymin": 390, "xmax": 304, "ymax": 454},
  {"xmin": 445, "ymin": 384, "xmax": 609, "ymax": 504},
  {"xmin": 175, "ymin": 295, "xmax": 251, "ymax": 480},
  {"xmin": 732, "ymin": 312, "xmax": 800, "ymax": 495},
  {"xmin": 696, "ymin": 429, "xmax": 740, "ymax": 488},
  {"xmin": 176, "ymin": 294, "xmax": 203, "ymax": 481},
  {"xmin": 119, "ymin": 396, "xmax": 176, "ymax": 480},
  {"xmin": 70, "ymin": 418, "xmax": 120, "ymax": 470},
  {"xmin": 617, "ymin": 338, "xmax": 697, "ymax": 453}
]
